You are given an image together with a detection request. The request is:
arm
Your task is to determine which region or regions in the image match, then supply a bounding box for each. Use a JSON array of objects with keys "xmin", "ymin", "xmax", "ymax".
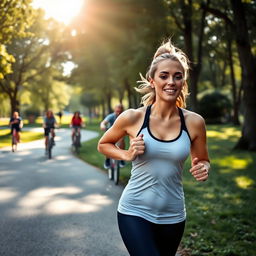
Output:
[
  {"xmin": 82, "ymin": 119, "xmax": 85, "ymax": 128},
  {"xmin": 19, "ymin": 119, "xmax": 23, "ymax": 129},
  {"xmin": 188, "ymin": 114, "xmax": 210, "ymax": 182},
  {"xmin": 97, "ymin": 110, "xmax": 145, "ymax": 161},
  {"xmin": 100, "ymin": 119, "xmax": 108, "ymax": 131},
  {"xmin": 54, "ymin": 117, "xmax": 58, "ymax": 128},
  {"xmin": 42, "ymin": 117, "xmax": 46, "ymax": 128}
]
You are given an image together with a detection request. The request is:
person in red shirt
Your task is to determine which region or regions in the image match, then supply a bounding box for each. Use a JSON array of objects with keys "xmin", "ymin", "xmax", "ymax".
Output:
[{"xmin": 70, "ymin": 111, "xmax": 84, "ymax": 145}]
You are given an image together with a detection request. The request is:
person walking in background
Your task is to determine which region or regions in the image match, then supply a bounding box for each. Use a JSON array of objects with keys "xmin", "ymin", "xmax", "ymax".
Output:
[
  {"xmin": 43, "ymin": 110, "xmax": 57, "ymax": 152},
  {"xmin": 70, "ymin": 111, "xmax": 84, "ymax": 146},
  {"xmin": 9, "ymin": 111, "xmax": 23, "ymax": 143},
  {"xmin": 100, "ymin": 104, "xmax": 125, "ymax": 169},
  {"xmin": 57, "ymin": 111, "xmax": 63, "ymax": 125},
  {"xmin": 97, "ymin": 39, "xmax": 210, "ymax": 256}
]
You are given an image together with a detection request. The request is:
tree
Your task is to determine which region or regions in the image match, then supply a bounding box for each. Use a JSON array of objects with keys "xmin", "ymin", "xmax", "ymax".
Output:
[
  {"xmin": 231, "ymin": 0, "xmax": 256, "ymax": 150},
  {"xmin": 80, "ymin": 92, "xmax": 99, "ymax": 121},
  {"xmin": 0, "ymin": 0, "xmax": 34, "ymax": 78},
  {"xmin": 204, "ymin": 0, "xmax": 256, "ymax": 150},
  {"xmin": 166, "ymin": 0, "xmax": 210, "ymax": 112},
  {"xmin": 0, "ymin": 10, "xmax": 69, "ymax": 114},
  {"xmin": 68, "ymin": 0, "xmax": 168, "ymax": 114}
]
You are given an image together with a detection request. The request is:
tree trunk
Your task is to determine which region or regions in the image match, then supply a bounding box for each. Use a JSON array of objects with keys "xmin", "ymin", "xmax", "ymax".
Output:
[
  {"xmin": 180, "ymin": 0, "xmax": 209, "ymax": 112},
  {"xmin": 106, "ymin": 91, "xmax": 112, "ymax": 114},
  {"xmin": 226, "ymin": 25, "xmax": 240, "ymax": 125},
  {"xmin": 124, "ymin": 78, "xmax": 132, "ymax": 108},
  {"xmin": 232, "ymin": 0, "xmax": 256, "ymax": 150},
  {"xmin": 101, "ymin": 101, "xmax": 106, "ymax": 120},
  {"xmin": 10, "ymin": 93, "xmax": 19, "ymax": 115}
]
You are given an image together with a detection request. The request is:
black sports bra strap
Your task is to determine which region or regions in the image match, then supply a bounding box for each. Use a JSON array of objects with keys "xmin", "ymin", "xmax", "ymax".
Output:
[
  {"xmin": 136, "ymin": 105, "xmax": 152, "ymax": 136},
  {"xmin": 178, "ymin": 107, "xmax": 191, "ymax": 141},
  {"xmin": 178, "ymin": 108, "xmax": 185, "ymax": 128}
]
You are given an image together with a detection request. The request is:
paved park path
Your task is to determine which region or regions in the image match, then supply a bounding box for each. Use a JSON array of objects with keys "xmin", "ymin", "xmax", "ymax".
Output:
[{"xmin": 0, "ymin": 128, "xmax": 128, "ymax": 256}]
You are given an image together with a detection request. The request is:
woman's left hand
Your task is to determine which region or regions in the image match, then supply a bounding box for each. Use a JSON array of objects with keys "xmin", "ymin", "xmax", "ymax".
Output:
[{"xmin": 189, "ymin": 157, "xmax": 210, "ymax": 182}]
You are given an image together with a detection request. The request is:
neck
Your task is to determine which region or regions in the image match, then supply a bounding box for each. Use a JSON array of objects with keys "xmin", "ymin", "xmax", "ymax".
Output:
[{"xmin": 151, "ymin": 102, "xmax": 178, "ymax": 120}]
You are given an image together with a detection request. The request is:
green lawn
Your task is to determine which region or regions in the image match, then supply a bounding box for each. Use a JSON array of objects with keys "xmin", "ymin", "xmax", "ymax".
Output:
[
  {"xmin": 79, "ymin": 123, "xmax": 256, "ymax": 256},
  {"xmin": 0, "ymin": 129, "xmax": 43, "ymax": 148}
]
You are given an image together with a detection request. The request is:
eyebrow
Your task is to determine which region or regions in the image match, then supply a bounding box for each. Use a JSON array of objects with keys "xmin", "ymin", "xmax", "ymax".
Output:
[{"xmin": 159, "ymin": 71, "xmax": 183, "ymax": 75}]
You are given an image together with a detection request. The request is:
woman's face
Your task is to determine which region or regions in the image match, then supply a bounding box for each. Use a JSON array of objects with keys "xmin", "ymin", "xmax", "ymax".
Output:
[
  {"xmin": 150, "ymin": 59, "xmax": 184, "ymax": 103},
  {"xmin": 13, "ymin": 112, "xmax": 19, "ymax": 118},
  {"xmin": 47, "ymin": 111, "xmax": 53, "ymax": 117}
]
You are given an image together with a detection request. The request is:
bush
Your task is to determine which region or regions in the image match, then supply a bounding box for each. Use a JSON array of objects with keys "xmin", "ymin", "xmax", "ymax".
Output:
[
  {"xmin": 23, "ymin": 108, "xmax": 40, "ymax": 123},
  {"xmin": 198, "ymin": 91, "xmax": 232, "ymax": 124}
]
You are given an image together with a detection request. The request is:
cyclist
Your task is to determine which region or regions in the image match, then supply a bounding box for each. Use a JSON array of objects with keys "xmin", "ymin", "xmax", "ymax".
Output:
[
  {"xmin": 43, "ymin": 110, "xmax": 57, "ymax": 152},
  {"xmin": 100, "ymin": 104, "xmax": 125, "ymax": 168},
  {"xmin": 70, "ymin": 111, "xmax": 84, "ymax": 146},
  {"xmin": 9, "ymin": 111, "xmax": 23, "ymax": 143}
]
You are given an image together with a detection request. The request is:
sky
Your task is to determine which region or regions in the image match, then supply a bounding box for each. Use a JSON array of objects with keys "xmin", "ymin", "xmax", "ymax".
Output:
[
  {"xmin": 32, "ymin": 0, "xmax": 84, "ymax": 25},
  {"xmin": 32, "ymin": 0, "xmax": 82, "ymax": 76}
]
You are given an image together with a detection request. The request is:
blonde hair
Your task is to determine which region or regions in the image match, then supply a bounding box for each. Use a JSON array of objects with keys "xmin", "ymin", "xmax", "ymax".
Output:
[{"xmin": 135, "ymin": 40, "xmax": 190, "ymax": 108}]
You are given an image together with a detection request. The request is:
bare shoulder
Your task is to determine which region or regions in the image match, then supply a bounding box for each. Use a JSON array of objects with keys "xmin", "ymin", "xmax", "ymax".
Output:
[
  {"xmin": 181, "ymin": 108, "xmax": 206, "ymax": 141},
  {"xmin": 116, "ymin": 106, "xmax": 146, "ymax": 125},
  {"xmin": 114, "ymin": 106, "xmax": 147, "ymax": 137},
  {"xmin": 182, "ymin": 108, "xmax": 205, "ymax": 126}
]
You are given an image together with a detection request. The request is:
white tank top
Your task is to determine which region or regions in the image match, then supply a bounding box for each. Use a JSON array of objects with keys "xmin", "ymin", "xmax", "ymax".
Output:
[{"xmin": 118, "ymin": 105, "xmax": 191, "ymax": 224}]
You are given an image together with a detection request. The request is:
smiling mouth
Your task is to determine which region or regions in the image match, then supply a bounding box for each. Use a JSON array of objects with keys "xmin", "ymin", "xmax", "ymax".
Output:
[{"xmin": 163, "ymin": 88, "xmax": 177, "ymax": 94}]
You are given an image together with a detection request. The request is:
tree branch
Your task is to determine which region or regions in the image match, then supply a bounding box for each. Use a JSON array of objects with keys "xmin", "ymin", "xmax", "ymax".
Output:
[{"xmin": 201, "ymin": 4, "xmax": 234, "ymax": 27}]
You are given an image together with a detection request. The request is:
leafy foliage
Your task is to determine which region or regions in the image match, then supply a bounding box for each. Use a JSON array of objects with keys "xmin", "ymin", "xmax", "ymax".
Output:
[
  {"xmin": 198, "ymin": 91, "xmax": 232, "ymax": 123},
  {"xmin": 0, "ymin": 0, "xmax": 35, "ymax": 78}
]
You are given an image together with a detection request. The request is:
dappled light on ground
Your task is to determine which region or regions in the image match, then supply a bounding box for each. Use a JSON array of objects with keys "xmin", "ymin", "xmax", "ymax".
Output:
[
  {"xmin": 54, "ymin": 155, "xmax": 73, "ymax": 160},
  {"xmin": 203, "ymin": 192, "xmax": 215, "ymax": 199},
  {"xmin": 13, "ymin": 150, "xmax": 32, "ymax": 156},
  {"xmin": 0, "ymin": 187, "xmax": 18, "ymax": 203},
  {"xmin": 235, "ymin": 176, "xmax": 254, "ymax": 189},
  {"xmin": 214, "ymin": 156, "xmax": 252, "ymax": 172},
  {"xmin": 46, "ymin": 194, "xmax": 112, "ymax": 215},
  {"xmin": 7, "ymin": 186, "xmax": 113, "ymax": 217},
  {"xmin": 55, "ymin": 227, "xmax": 86, "ymax": 239},
  {"xmin": 207, "ymin": 127, "xmax": 241, "ymax": 140}
]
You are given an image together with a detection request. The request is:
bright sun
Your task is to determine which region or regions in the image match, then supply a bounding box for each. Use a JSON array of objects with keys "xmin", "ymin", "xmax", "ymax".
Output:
[{"xmin": 32, "ymin": 0, "xmax": 84, "ymax": 25}]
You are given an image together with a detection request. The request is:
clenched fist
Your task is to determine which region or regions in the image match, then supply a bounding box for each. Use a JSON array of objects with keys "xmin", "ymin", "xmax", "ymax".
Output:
[
  {"xmin": 127, "ymin": 134, "xmax": 145, "ymax": 161},
  {"xmin": 189, "ymin": 157, "xmax": 210, "ymax": 182}
]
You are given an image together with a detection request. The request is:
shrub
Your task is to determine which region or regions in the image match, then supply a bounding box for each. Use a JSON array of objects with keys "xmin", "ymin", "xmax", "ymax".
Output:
[
  {"xmin": 23, "ymin": 108, "xmax": 40, "ymax": 123},
  {"xmin": 198, "ymin": 91, "xmax": 232, "ymax": 124}
]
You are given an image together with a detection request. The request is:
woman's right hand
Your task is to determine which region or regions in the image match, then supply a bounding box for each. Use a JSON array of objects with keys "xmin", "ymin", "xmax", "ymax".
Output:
[{"xmin": 127, "ymin": 134, "xmax": 145, "ymax": 161}]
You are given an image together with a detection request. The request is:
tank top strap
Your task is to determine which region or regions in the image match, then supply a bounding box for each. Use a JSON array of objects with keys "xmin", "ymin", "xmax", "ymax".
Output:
[
  {"xmin": 178, "ymin": 107, "xmax": 192, "ymax": 142},
  {"xmin": 136, "ymin": 105, "xmax": 152, "ymax": 136}
]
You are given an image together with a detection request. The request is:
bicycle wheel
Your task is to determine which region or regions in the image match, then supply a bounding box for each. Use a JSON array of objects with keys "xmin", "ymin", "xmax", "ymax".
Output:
[
  {"xmin": 47, "ymin": 137, "xmax": 53, "ymax": 159},
  {"xmin": 108, "ymin": 159, "xmax": 114, "ymax": 180},
  {"xmin": 113, "ymin": 160, "xmax": 120, "ymax": 185},
  {"xmin": 74, "ymin": 137, "xmax": 79, "ymax": 153},
  {"xmin": 11, "ymin": 133, "xmax": 17, "ymax": 152}
]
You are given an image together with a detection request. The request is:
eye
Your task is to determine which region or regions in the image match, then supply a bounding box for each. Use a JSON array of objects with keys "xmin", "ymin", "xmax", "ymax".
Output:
[
  {"xmin": 159, "ymin": 74, "xmax": 168, "ymax": 80},
  {"xmin": 174, "ymin": 75, "xmax": 183, "ymax": 81}
]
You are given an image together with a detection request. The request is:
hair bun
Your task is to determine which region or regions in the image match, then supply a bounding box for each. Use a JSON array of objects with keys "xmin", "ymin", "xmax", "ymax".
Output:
[{"xmin": 153, "ymin": 40, "xmax": 176, "ymax": 59}]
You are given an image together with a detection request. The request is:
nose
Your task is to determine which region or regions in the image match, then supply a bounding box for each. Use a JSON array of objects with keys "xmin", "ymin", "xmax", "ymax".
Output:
[{"xmin": 167, "ymin": 77, "xmax": 175, "ymax": 85}]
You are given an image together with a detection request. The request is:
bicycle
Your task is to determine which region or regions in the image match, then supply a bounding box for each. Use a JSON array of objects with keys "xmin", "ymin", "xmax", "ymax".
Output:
[
  {"xmin": 46, "ymin": 128, "xmax": 54, "ymax": 159},
  {"xmin": 72, "ymin": 127, "xmax": 81, "ymax": 154},
  {"xmin": 108, "ymin": 158, "xmax": 122, "ymax": 185},
  {"xmin": 11, "ymin": 129, "xmax": 18, "ymax": 152}
]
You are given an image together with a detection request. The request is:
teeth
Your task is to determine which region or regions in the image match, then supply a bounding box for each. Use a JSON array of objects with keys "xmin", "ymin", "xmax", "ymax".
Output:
[{"xmin": 164, "ymin": 89, "xmax": 175, "ymax": 92}]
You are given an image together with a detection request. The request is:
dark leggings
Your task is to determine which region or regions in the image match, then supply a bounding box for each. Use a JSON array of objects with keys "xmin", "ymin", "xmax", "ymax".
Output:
[{"xmin": 117, "ymin": 212, "xmax": 185, "ymax": 256}]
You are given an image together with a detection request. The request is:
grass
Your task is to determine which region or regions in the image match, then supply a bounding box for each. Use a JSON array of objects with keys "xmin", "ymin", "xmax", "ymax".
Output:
[
  {"xmin": 79, "ymin": 123, "xmax": 256, "ymax": 256},
  {"xmin": 0, "ymin": 129, "xmax": 43, "ymax": 148}
]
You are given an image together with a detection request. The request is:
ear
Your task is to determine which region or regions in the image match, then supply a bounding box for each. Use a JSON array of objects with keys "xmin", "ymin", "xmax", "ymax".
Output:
[{"xmin": 149, "ymin": 78, "xmax": 155, "ymax": 89}]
